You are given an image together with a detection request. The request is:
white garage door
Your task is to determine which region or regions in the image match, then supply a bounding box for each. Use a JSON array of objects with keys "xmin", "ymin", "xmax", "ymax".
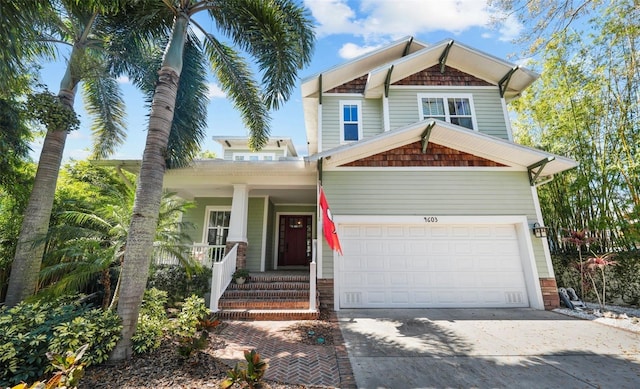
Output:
[{"xmin": 338, "ymin": 223, "xmax": 529, "ymax": 308}]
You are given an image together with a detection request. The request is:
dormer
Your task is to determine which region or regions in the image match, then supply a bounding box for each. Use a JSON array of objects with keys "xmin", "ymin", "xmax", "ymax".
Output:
[{"xmin": 212, "ymin": 136, "xmax": 299, "ymax": 161}]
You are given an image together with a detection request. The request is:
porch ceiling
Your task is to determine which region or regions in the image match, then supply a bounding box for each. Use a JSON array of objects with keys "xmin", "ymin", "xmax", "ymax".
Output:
[{"xmin": 163, "ymin": 159, "xmax": 317, "ymax": 202}]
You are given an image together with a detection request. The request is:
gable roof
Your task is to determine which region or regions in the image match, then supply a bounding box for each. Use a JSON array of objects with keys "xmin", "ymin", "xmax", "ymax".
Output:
[
  {"xmin": 301, "ymin": 37, "xmax": 539, "ymax": 155},
  {"xmin": 308, "ymin": 119, "xmax": 577, "ymax": 182}
]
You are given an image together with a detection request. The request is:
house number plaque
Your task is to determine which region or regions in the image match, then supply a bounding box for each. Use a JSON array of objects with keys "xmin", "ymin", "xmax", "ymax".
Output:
[{"xmin": 423, "ymin": 216, "xmax": 439, "ymax": 223}]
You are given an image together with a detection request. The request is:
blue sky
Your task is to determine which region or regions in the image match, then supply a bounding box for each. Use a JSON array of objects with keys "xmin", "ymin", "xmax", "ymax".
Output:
[{"xmin": 35, "ymin": 0, "xmax": 530, "ymax": 162}]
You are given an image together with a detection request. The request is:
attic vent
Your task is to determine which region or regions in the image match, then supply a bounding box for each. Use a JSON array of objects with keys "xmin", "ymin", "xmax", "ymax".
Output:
[
  {"xmin": 344, "ymin": 292, "xmax": 362, "ymax": 305},
  {"xmin": 505, "ymin": 291, "xmax": 524, "ymax": 304}
]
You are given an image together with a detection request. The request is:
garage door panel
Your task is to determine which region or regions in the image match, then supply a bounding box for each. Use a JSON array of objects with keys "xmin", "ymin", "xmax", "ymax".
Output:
[{"xmin": 339, "ymin": 222, "xmax": 530, "ymax": 308}]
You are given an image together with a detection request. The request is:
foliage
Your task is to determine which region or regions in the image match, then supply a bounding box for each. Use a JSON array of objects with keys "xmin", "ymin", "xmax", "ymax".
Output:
[
  {"xmin": 232, "ymin": 268, "xmax": 250, "ymax": 281},
  {"xmin": 0, "ymin": 297, "xmax": 121, "ymax": 387},
  {"xmin": 147, "ymin": 265, "xmax": 211, "ymax": 307},
  {"xmin": 583, "ymin": 253, "xmax": 617, "ymax": 310},
  {"xmin": 26, "ymin": 90, "xmax": 80, "ymax": 133},
  {"xmin": 221, "ymin": 349, "xmax": 269, "ymax": 389},
  {"xmin": 174, "ymin": 295, "xmax": 209, "ymax": 339},
  {"xmin": 11, "ymin": 344, "xmax": 88, "ymax": 389},
  {"xmin": 512, "ymin": 1, "xmax": 640, "ymax": 255},
  {"xmin": 131, "ymin": 288, "xmax": 169, "ymax": 355},
  {"xmin": 177, "ymin": 330, "xmax": 209, "ymax": 359}
]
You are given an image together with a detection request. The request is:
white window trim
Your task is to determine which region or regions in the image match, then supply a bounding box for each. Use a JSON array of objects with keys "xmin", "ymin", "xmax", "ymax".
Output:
[
  {"xmin": 417, "ymin": 93, "xmax": 478, "ymax": 131},
  {"xmin": 339, "ymin": 100, "xmax": 363, "ymax": 143},
  {"xmin": 233, "ymin": 152, "xmax": 276, "ymax": 161},
  {"xmin": 202, "ymin": 206, "xmax": 232, "ymax": 244}
]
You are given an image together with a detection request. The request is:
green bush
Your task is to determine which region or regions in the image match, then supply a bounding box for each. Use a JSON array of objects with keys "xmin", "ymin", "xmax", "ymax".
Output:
[
  {"xmin": 0, "ymin": 296, "xmax": 121, "ymax": 387},
  {"xmin": 175, "ymin": 295, "xmax": 209, "ymax": 339},
  {"xmin": 132, "ymin": 288, "xmax": 169, "ymax": 354},
  {"xmin": 147, "ymin": 265, "xmax": 211, "ymax": 306}
]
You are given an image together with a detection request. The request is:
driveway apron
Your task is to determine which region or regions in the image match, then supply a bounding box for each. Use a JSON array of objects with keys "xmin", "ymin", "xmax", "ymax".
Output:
[{"xmin": 338, "ymin": 308, "xmax": 640, "ymax": 389}]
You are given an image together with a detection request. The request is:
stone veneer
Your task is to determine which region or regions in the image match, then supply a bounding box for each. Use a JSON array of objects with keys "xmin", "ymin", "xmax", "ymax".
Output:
[{"xmin": 539, "ymin": 278, "xmax": 560, "ymax": 310}]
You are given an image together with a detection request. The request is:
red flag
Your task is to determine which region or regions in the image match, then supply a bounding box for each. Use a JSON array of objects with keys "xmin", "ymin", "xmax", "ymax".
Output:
[{"xmin": 319, "ymin": 186, "xmax": 343, "ymax": 255}]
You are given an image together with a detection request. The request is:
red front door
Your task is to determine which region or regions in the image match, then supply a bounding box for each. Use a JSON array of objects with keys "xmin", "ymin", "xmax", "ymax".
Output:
[{"xmin": 278, "ymin": 215, "xmax": 312, "ymax": 266}]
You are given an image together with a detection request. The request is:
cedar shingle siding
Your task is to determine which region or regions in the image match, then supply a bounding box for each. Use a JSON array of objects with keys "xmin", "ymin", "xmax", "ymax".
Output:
[
  {"xmin": 393, "ymin": 65, "xmax": 493, "ymax": 87},
  {"xmin": 340, "ymin": 141, "xmax": 506, "ymax": 167},
  {"xmin": 326, "ymin": 75, "xmax": 368, "ymax": 93}
]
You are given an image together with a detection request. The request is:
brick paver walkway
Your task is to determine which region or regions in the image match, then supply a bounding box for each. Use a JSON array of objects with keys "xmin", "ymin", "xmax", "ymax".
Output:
[{"xmin": 215, "ymin": 314, "xmax": 355, "ymax": 388}]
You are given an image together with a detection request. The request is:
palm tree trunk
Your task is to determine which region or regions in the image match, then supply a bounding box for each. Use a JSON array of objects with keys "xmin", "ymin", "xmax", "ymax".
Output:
[
  {"xmin": 5, "ymin": 87, "xmax": 76, "ymax": 306},
  {"xmin": 110, "ymin": 14, "xmax": 188, "ymax": 361}
]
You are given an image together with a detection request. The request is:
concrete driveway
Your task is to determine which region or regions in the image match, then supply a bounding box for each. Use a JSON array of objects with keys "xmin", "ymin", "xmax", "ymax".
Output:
[{"xmin": 337, "ymin": 308, "xmax": 640, "ymax": 388}]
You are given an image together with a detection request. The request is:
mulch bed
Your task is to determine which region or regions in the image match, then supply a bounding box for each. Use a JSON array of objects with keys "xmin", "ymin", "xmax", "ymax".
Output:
[{"xmin": 81, "ymin": 316, "xmax": 339, "ymax": 388}]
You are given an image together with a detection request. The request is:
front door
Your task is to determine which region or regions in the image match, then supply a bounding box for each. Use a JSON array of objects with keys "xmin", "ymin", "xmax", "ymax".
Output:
[{"xmin": 278, "ymin": 215, "xmax": 312, "ymax": 266}]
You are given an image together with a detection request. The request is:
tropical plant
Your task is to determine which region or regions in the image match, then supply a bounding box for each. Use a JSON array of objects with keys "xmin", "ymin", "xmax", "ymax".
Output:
[
  {"xmin": 10, "ymin": 344, "xmax": 89, "ymax": 389},
  {"xmin": 112, "ymin": 0, "xmax": 315, "ymax": 360},
  {"xmin": 37, "ymin": 178, "xmax": 197, "ymax": 309},
  {"xmin": 583, "ymin": 253, "xmax": 618, "ymax": 310},
  {"xmin": 221, "ymin": 349, "xmax": 269, "ymax": 389},
  {"xmin": 131, "ymin": 288, "xmax": 168, "ymax": 355},
  {"xmin": 5, "ymin": 0, "xmax": 144, "ymax": 306},
  {"xmin": 147, "ymin": 265, "xmax": 211, "ymax": 307},
  {"xmin": 0, "ymin": 296, "xmax": 121, "ymax": 387}
]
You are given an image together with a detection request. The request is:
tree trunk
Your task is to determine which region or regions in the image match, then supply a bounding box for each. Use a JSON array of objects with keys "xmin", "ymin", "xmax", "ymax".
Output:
[{"xmin": 5, "ymin": 88, "xmax": 76, "ymax": 306}]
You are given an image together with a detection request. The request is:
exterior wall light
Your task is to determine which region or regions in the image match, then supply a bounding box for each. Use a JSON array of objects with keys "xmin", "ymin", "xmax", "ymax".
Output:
[{"xmin": 532, "ymin": 222, "xmax": 549, "ymax": 238}]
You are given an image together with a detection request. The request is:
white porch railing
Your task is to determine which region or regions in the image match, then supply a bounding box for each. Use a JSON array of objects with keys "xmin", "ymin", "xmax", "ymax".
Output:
[
  {"xmin": 153, "ymin": 244, "xmax": 226, "ymax": 268},
  {"xmin": 209, "ymin": 243, "xmax": 238, "ymax": 312},
  {"xmin": 309, "ymin": 239, "xmax": 317, "ymax": 311}
]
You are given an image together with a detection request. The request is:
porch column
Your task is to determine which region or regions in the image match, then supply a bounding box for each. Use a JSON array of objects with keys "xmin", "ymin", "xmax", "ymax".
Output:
[{"xmin": 227, "ymin": 184, "xmax": 249, "ymax": 269}]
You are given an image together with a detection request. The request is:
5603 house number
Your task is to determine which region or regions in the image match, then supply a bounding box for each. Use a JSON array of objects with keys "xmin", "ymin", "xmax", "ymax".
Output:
[{"xmin": 423, "ymin": 216, "xmax": 439, "ymax": 223}]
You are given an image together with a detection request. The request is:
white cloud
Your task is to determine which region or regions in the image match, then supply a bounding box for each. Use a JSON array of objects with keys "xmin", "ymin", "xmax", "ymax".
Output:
[
  {"xmin": 207, "ymin": 83, "xmax": 226, "ymax": 99},
  {"xmin": 497, "ymin": 14, "xmax": 523, "ymax": 42},
  {"xmin": 305, "ymin": 0, "xmax": 522, "ymax": 42},
  {"xmin": 338, "ymin": 42, "xmax": 382, "ymax": 59},
  {"xmin": 116, "ymin": 75, "xmax": 130, "ymax": 84}
]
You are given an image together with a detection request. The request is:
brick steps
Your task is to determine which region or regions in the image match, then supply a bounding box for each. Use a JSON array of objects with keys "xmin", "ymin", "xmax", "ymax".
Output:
[{"xmin": 217, "ymin": 271, "xmax": 319, "ymax": 321}]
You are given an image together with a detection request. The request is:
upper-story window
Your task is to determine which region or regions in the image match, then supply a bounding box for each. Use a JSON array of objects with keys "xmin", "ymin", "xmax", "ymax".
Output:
[
  {"xmin": 418, "ymin": 93, "xmax": 477, "ymax": 130},
  {"xmin": 233, "ymin": 153, "xmax": 276, "ymax": 161},
  {"xmin": 340, "ymin": 100, "xmax": 362, "ymax": 142}
]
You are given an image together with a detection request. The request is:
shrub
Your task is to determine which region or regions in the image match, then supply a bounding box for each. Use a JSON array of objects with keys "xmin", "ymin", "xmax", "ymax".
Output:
[
  {"xmin": 0, "ymin": 296, "xmax": 121, "ymax": 387},
  {"xmin": 175, "ymin": 295, "xmax": 209, "ymax": 339},
  {"xmin": 132, "ymin": 288, "xmax": 169, "ymax": 354},
  {"xmin": 221, "ymin": 349, "xmax": 269, "ymax": 389},
  {"xmin": 147, "ymin": 265, "xmax": 211, "ymax": 306}
]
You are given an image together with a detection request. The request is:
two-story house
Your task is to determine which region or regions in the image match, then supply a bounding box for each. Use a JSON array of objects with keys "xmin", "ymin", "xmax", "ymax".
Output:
[{"xmin": 135, "ymin": 37, "xmax": 577, "ymax": 319}]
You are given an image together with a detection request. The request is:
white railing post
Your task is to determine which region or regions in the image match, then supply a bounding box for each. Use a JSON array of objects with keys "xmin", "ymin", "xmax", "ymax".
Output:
[{"xmin": 309, "ymin": 239, "xmax": 317, "ymax": 311}]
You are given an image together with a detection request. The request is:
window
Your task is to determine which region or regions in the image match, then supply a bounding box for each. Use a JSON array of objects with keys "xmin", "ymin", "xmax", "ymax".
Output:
[
  {"xmin": 340, "ymin": 101, "xmax": 362, "ymax": 142},
  {"xmin": 204, "ymin": 209, "xmax": 231, "ymax": 246},
  {"xmin": 418, "ymin": 94, "xmax": 476, "ymax": 130},
  {"xmin": 232, "ymin": 152, "xmax": 276, "ymax": 161}
]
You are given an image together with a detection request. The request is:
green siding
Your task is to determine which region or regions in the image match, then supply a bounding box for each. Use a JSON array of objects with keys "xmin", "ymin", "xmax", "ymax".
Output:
[
  {"xmin": 183, "ymin": 197, "xmax": 232, "ymax": 243},
  {"xmin": 388, "ymin": 87, "xmax": 509, "ymax": 139},
  {"xmin": 321, "ymin": 96, "xmax": 382, "ymax": 151},
  {"xmin": 321, "ymin": 170, "xmax": 549, "ymax": 278}
]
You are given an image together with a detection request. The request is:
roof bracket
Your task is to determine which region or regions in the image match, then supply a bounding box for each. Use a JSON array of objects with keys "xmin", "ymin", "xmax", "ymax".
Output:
[
  {"xmin": 421, "ymin": 122, "xmax": 435, "ymax": 154},
  {"xmin": 498, "ymin": 66, "xmax": 519, "ymax": 98},
  {"xmin": 439, "ymin": 40, "xmax": 454, "ymax": 73},
  {"xmin": 402, "ymin": 37, "xmax": 414, "ymax": 57},
  {"xmin": 318, "ymin": 74, "xmax": 323, "ymax": 104},
  {"xmin": 527, "ymin": 156, "xmax": 555, "ymax": 186},
  {"xmin": 384, "ymin": 65, "xmax": 394, "ymax": 98}
]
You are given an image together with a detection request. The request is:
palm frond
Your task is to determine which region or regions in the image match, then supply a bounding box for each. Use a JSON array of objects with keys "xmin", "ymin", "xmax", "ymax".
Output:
[
  {"xmin": 209, "ymin": 0, "xmax": 315, "ymax": 110},
  {"xmin": 83, "ymin": 70, "xmax": 127, "ymax": 159},
  {"xmin": 165, "ymin": 34, "xmax": 209, "ymax": 168},
  {"xmin": 203, "ymin": 35, "xmax": 270, "ymax": 150}
]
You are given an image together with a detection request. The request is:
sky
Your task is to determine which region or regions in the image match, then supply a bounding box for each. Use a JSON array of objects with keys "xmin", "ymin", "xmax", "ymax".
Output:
[{"xmin": 34, "ymin": 0, "xmax": 531, "ymax": 162}]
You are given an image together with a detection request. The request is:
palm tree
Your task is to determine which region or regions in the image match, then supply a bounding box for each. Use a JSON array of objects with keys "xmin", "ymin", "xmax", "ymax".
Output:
[
  {"xmin": 111, "ymin": 0, "xmax": 315, "ymax": 360},
  {"xmin": 38, "ymin": 184, "xmax": 197, "ymax": 309},
  {"xmin": 4, "ymin": 1, "xmax": 166, "ymax": 306}
]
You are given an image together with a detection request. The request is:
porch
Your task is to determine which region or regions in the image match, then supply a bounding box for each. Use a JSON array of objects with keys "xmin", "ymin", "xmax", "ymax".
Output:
[{"xmin": 153, "ymin": 241, "xmax": 320, "ymax": 320}]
